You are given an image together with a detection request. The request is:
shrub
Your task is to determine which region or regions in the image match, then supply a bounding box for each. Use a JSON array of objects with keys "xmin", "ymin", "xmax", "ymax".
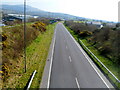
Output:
[
  {"xmin": 1, "ymin": 22, "xmax": 44, "ymax": 81},
  {"xmin": 2, "ymin": 63, "xmax": 10, "ymax": 81},
  {"xmin": 4, "ymin": 20, "xmax": 22, "ymax": 26},
  {"xmin": 2, "ymin": 20, "xmax": 48, "ymax": 81},
  {"xmin": 98, "ymin": 45, "xmax": 111, "ymax": 55},
  {"xmin": 0, "ymin": 34, "xmax": 7, "ymax": 42},
  {"xmin": 28, "ymin": 18, "xmax": 50, "ymax": 25},
  {"xmin": 32, "ymin": 22, "xmax": 46, "ymax": 32},
  {"xmin": 0, "ymin": 33, "xmax": 8, "ymax": 49},
  {"xmin": 64, "ymin": 20, "xmax": 120, "ymax": 65},
  {"xmin": 79, "ymin": 30, "xmax": 92, "ymax": 37},
  {"xmin": 2, "ymin": 41, "xmax": 8, "ymax": 48}
]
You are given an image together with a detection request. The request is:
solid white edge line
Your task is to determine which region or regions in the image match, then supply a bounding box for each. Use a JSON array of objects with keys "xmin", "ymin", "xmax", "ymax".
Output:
[
  {"xmin": 69, "ymin": 56, "xmax": 72, "ymax": 62},
  {"xmin": 75, "ymin": 77, "xmax": 80, "ymax": 89},
  {"xmin": 62, "ymin": 24, "xmax": 110, "ymax": 88},
  {"xmin": 47, "ymin": 26, "xmax": 56, "ymax": 89}
]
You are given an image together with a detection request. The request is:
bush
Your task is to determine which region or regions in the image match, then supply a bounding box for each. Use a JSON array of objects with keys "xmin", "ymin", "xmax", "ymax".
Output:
[
  {"xmin": 28, "ymin": 18, "xmax": 50, "ymax": 25},
  {"xmin": 2, "ymin": 22, "xmax": 47, "ymax": 81},
  {"xmin": 0, "ymin": 33, "xmax": 8, "ymax": 49},
  {"xmin": 79, "ymin": 30, "xmax": 92, "ymax": 37},
  {"xmin": 98, "ymin": 45, "xmax": 111, "ymax": 55},
  {"xmin": 64, "ymin": 20, "xmax": 120, "ymax": 65},
  {"xmin": 2, "ymin": 63, "xmax": 10, "ymax": 81},
  {"xmin": 64, "ymin": 20, "xmax": 97, "ymax": 36},
  {"xmin": 4, "ymin": 20, "xmax": 22, "ymax": 26},
  {"xmin": 0, "ymin": 33, "xmax": 7, "ymax": 42},
  {"xmin": 32, "ymin": 22, "xmax": 46, "ymax": 32}
]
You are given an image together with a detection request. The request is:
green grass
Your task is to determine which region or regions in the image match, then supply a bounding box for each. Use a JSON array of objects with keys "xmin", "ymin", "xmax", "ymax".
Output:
[
  {"xmin": 65, "ymin": 26, "xmax": 78, "ymax": 41},
  {"xmin": 3, "ymin": 23, "xmax": 57, "ymax": 88},
  {"xmin": 79, "ymin": 39, "xmax": 120, "ymax": 88},
  {"xmin": 81, "ymin": 39, "xmax": 120, "ymax": 78},
  {"xmin": 18, "ymin": 23, "xmax": 56, "ymax": 88},
  {"xmin": 65, "ymin": 25, "xmax": 120, "ymax": 89}
]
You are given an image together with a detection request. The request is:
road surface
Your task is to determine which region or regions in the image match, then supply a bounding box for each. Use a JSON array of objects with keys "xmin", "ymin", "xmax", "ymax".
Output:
[{"xmin": 49, "ymin": 23, "xmax": 113, "ymax": 89}]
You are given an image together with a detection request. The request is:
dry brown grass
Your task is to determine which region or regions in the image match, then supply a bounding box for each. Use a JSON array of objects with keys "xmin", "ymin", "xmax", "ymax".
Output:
[{"xmin": 1, "ymin": 21, "xmax": 47, "ymax": 87}]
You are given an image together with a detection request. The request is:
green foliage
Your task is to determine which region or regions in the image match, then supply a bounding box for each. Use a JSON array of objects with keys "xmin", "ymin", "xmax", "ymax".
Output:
[
  {"xmin": 98, "ymin": 42, "xmax": 112, "ymax": 55},
  {"xmin": 2, "ymin": 22, "xmax": 56, "ymax": 88},
  {"xmin": 28, "ymin": 18, "xmax": 50, "ymax": 25},
  {"xmin": 65, "ymin": 25, "xmax": 120, "ymax": 89},
  {"xmin": 79, "ymin": 30, "xmax": 92, "ymax": 37},
  {"xmin": 32, "ymin": 22, "xmax": 46, "ymax": 32},
  {"xmin": 2, "ymin": 63, "xmax": 10, "ymax": 81},
  {"xmin": 4, "ymin": 20, "xmax": 22, "ymax": 26},
  {"xmin": 64, "ymin": 20, "xmax": 120, "ymax": 65},
  {"xmin": 1, "ymin": 33, "xmax": 7, "ymax": 41},
  {"xmin": 2, "ymin": 21, "xmax": 47, "ymax": 84}
]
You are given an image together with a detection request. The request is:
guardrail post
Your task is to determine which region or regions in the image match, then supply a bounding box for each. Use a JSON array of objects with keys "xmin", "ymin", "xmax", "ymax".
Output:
[{"xmin": 26, "ymin": 70, "xmax": 37, "ymax": 90}]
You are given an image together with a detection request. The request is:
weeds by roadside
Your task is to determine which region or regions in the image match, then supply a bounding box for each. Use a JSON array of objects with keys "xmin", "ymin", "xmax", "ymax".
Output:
[{"xmin": 1, "ymin": 21, "xmax": 52, "ymax": 88}]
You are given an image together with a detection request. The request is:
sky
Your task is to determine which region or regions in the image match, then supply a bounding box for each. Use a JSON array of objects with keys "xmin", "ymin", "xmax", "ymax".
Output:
[{"xmin": 1, "ymin": 0, "xmax": 120, "ymax": 22}]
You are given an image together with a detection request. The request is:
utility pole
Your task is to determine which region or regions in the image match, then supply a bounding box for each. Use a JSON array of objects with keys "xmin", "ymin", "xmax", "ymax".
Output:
[{"xmin": 24, "ymin": 0, "xmax": 26, "ymax": 73}]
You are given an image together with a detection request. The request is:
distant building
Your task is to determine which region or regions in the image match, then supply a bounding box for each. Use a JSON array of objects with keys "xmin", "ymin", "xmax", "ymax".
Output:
[
  {"xmin": 3, "ymin": 15, "xmax": 22, "ymax": 22},
  {"xmin": 106, "ymin": 23, "xmax": 116, "ymax": 27},
  {"xmin": 86, "ymin": 21, "xmax": 103, "ymax": 28},
  {"xmin": 3, "ymin": 14, "xmax": 39, "ymax": 22},
  {"xmin": 33, "ymin": 16, "xmax": 39, "ymax": 18},
  {"xmin": 91, "ymin": 21, "xmax": 102, "ymax": 25},
  {"xmin": 86, "ymin": 21, "xmax": 92, "ymax": 24}
]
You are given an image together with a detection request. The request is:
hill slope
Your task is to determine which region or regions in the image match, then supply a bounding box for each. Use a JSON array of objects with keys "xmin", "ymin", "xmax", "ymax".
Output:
[{"xmin": 2, "ymin": 4, "xmax": 85, "ymax": 20}]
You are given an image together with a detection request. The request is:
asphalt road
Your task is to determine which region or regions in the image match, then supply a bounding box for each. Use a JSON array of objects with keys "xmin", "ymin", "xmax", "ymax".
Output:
[{"xmin": 49, "ymin": 23, "xmax": 113, "ymax": 89}]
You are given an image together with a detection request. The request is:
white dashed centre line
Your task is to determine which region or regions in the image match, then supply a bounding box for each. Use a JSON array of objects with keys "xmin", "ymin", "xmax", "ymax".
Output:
[
  {"xmin": 69, "ymin": 56, "xmax": 72, "ymax": 62},
  {"xmin": 66, "ymin": 46, "xmax": 68, "ymax": 49},
  {"xmin": 75, "ymin": 77, "xmax": 80, "ymax": 89}
]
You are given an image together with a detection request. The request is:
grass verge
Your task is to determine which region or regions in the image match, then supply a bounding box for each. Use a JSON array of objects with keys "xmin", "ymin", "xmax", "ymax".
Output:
[
  {"xmin": 19, "ymin": 23, "xmax": 56, "ymax": 88},
  {"xmin": 3, "ymin": 23, "xmax": 56, "ymax": 88},
  {"xmin": 79, "ymin": 39, "xmax": 120, "ymax": 89},
  {"xmin": 65, "ymin": 25, "xmax": 120, "ymax": 89}
]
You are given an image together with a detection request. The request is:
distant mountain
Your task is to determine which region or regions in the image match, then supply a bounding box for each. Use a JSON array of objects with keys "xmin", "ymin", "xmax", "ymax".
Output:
[
  {"xmin": 1, "ymin": 4, "xmax": 116, "ymax": 22},
  {"xmin": 2, "ymin": 5, "xmax": 46, "ymax": 14},
  {"xmin": 1, "ymin": 4, "xmax": 86, "ymax": 20}
]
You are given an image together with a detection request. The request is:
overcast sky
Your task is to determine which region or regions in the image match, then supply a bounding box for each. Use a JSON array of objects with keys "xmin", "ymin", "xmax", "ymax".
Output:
[{"xmin": 2, "ymin": 0, "xmax": 120, "ymax": 22}]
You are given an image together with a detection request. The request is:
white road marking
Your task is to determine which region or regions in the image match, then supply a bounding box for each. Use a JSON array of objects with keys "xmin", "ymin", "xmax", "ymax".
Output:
[
  {"xmin": 69, "ymin": 56, "xmax": 72, "ymax": 62},
  {"xmin": 47, "ymin": 27, "xmax": 56, "ymax": 89},
  {"xmin": 75, "ymin": 77, "xmax": 80, "ymax": 89},
  {"xmin": 66, "ymin": 46, "xmax": 68, "ymax": 49},
  {"xmin": 63, "ymin": 24, "xmax": 110, "ymax": 88}
]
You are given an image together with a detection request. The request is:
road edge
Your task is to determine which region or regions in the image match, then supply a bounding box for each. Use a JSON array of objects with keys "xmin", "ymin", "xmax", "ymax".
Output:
[
  {"xmin": 39, "ymin": 24, "xmax": 57, "ymax": 89},
  {"xmin": 62, "ymin": 23, "xmax": 114, "ymax": 89}
]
